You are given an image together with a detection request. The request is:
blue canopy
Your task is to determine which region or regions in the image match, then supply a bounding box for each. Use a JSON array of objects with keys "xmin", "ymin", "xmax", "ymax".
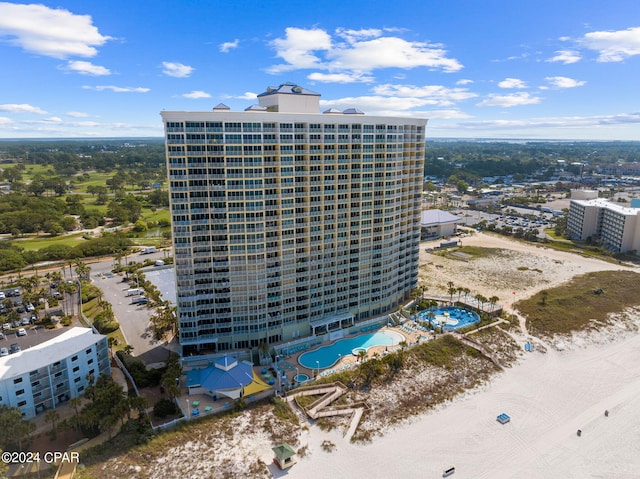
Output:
[{"xmin": 186, "ymin": 356, "xmax": 254, "ymax": 397}]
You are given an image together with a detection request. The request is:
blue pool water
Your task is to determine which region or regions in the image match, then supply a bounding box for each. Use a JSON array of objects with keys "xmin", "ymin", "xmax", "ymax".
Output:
[
  {"xmin": 298, "ymin": 330, "xmax": 404, "ymax": 370},
  {"xmin": 417, "ymin": 306, "xmax": 480, "ymax": 331}
]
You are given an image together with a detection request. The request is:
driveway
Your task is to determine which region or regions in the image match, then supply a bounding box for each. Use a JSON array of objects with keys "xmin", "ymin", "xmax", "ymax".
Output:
[{"xmin": 87, "ymin": 252, "xmax": 173, "ymax": 364}]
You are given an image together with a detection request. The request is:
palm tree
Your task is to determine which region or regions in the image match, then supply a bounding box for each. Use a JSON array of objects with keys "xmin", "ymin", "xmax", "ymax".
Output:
[
  {"xmin": 73, "ymin": 259, "xmax": 91, "ymax": 282},
  {"xmin": 357, "ymin": 349, "xmax": 367, "ymax": 363},
  {"xmin": 45, "ymin": 410, "xmax": 60, "ymax": 438},
  {"xmin": 462, "ymin": 287, "xmax": 471, "ymax": 304},
  {"xmin": 474, "ymin": 293, "xmax": 485, "ymax": 312},
  {"xmin": 489, "ymin": 296, "xmax": 500, "ymax": 314},
  {"xmin": 456, "ymin": 286, "xmax": 464, "ymax": 304}
]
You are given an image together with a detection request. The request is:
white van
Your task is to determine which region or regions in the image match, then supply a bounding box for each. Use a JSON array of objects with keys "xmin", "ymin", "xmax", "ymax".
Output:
[{"xmin": 126, "ymin": 288, "xmax": 143, "ymax": 297}]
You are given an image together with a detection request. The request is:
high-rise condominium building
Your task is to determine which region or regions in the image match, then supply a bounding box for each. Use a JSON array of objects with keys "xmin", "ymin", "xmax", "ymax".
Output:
[{"xmin": 161, "ymin": 83, "xmax": 427, "ymax": 355}]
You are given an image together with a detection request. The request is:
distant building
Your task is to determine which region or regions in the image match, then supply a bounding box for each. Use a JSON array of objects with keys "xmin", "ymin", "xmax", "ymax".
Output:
[
  {"xmin": 0, "ymin": 328, "xmax": 110, "ymax": 419},
  {"xmin": 467, "ymin": 197, "xmax": 499, "ymax": 210},
  {"xmin": 421, "ymin": 209, "xmax": 462, "ymax": 240},
  {"xmin": 568, "ymin": 198, "xmax": 640, "ymax": 253},
  {"xmin": 570, "ymin": 189, "xmax": 598, "ymax": 201}
]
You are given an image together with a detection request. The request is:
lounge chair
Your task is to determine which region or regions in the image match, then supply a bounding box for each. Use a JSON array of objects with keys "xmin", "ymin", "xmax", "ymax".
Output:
[{"xmin": 204, "ymin": 406, "xmax": 213, "ymax": 413}]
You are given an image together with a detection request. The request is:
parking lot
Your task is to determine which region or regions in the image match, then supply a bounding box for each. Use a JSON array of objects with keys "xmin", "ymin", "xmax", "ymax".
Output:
[
  {"xmin": 88, "ymin": 253, "xmax": 174, "ymax": 364},
  {"xmin": 451, "ymin": 207, "xmax": 557, "ymax": 239}
]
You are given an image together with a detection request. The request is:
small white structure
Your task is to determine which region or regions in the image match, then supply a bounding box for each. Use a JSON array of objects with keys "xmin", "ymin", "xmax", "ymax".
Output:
[{"xmin": 421, "ymin": 209, "xmax": 462, "ymax": 240}]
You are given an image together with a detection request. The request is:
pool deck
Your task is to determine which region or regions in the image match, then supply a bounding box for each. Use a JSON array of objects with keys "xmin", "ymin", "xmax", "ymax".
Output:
[{"xmin": 285, "ymin": 325, "xmax": 426, "ymax": 379}]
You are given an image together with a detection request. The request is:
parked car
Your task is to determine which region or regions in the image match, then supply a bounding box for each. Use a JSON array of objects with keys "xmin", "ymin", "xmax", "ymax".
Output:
[
  {"xmin": 21, "ymin": 317, "xmax": 30, "ymax": 326},
  {"xmin": 0, "ymin": 347, "xmax": 8, "ymax": 357},
  {"xmin": 26, "ymin": 303, "xmax": 35, "ymax": 312},
  {"xmin": 2, "ymin": 323, "xmax": 10, "ymax": 330},
  {"xmin": 0, "ymin": 332, "xmax": 3, "ymax": 340},
  {"xmin": 10, "ymin": 343, "xmax": 20, "ymax": 354},
  {"xmin": 0, "ymin": 292, "xmax": 5, "ymax": 300},
  {"xmin": 17, "ymin": 328, "xmax": 26, "ymax": 337}
]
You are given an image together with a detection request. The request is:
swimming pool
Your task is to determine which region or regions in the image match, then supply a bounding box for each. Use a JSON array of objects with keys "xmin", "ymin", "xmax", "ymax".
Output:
[
  {"xmin": 298, "ymin": 329, "xmax": 404, "ymax": 370},
  {"xmin": 417, "ymin": 306, "xmax": 480, "ymax": 331}
]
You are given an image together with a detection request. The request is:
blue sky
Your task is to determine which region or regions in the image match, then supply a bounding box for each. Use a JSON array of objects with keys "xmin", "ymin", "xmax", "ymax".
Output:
[{"xmin": 1, "ymin": 0, "xmax": 639, "ymax": 140}]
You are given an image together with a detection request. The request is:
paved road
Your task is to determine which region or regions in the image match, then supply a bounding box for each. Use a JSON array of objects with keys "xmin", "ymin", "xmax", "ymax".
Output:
[{"xmin": 86, "ymin": 252, "xmax": 173, "ymax": 364}]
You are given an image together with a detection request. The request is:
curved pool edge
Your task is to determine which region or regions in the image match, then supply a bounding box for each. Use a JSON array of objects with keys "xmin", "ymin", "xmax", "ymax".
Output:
[{"xmin": 298, "ymin": 329, "xmax": 404, "ymax": 370}]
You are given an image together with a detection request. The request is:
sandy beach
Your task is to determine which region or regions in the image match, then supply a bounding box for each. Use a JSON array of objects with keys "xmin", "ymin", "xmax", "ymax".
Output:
[
  {"xmin": 285, "ymin": 319, "xmax": 640, "ymax": 479},
  {"xmin": 281, "ymin": 235, "xmax": 640, "ymax": 479}
]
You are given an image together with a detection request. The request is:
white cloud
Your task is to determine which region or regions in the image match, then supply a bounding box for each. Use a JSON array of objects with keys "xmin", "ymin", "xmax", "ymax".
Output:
[
  {"xmin": 219, "ymin": 39, "xmax": 239, "ymax": 53},
  {"xmin": 545, "ymin": 76, "xmax": 586, "ymax": 88},
  {"xmin": 162, "ymin": 61, "xmax": 194, "ymax": 78},
  {"xmin": 372, "ymin": 84, "xmax": 477, "ymax": 106},
  {"xmin": 308, "ymin": 72, "xmax": 374, "ymax": 83},
  {"xmin": 456, "ymin": 79, "xmax": 474, "ymax": 85},
  {"xmin": 0, "ymin": 103, "xmax": 47, "ymax": 114},
  {"xmin": 0, "ymin": 2, "xmax": 112, "ymax": 59},
  {"xmin": 84, "ymin": 85, "xmax": 150, "ymax": 93},
  {"xmin": 66, "ymin": 60, "xmax": 110, "ymax": 76},
  {"xmin": 268, "ymin": 27, "xmax": 332, "ymax": 73},
  {"xmin": 476, "ymin": 92, "xmax": 541, "ymax": 108},
  {"xmin": 181, "ymin": 91, "xmax": 211, "ymax": 99},
  {"xmin": 0, "ymin": 117, "xmax": 12, "ymax": 125},
  {"xmin": 66, "ymin": 111, "xmax": 90, "ymax": 118},
  {"xmin": 455, "ymin": 112, "xmax": 640, "ymax": 133},
  {"xmin": 580, "ymin": 26, "xmax": 640, "ymax": 62},
  {"xmin": 330, "ymin": 36, "xmax": 462, "ymax": 73},
  {"xmin": 320, "ymin": 94, "xmax": 461, "ymax": 114},
  {"xmin": 422, "ymin": 109, "xmax": 472, "ymax": 120},
  {"xmin": 335, "ymin": 28, "xmax": 382, "ymax": 42},
  {"xmin": 498, "ymin": 78, "xmax": 527, "ymax": 89},
  {"xmin": 547, "ymin": 49, "xmax": 582, "ymax": 64},
  {"xmin": 268, "ymin": 27, "xmax": 462, "ymax": 77},
  {"xmin": 234, "ymin": 92, "xmax": 258, "ymax": 100}
]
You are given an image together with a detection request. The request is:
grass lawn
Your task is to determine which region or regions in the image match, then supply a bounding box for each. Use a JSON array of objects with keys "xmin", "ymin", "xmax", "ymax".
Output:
[
  {"xmin": 13, "ymin": 232, "xmax": 87, "ymax": 251},
  {"xmin": 516, "ymin": 270, "xmax": 640, "ymax": 337},
  {"xmin": 23, "ymin": 164, "xmax": 55, "ymax": 177},
  {"xmin": 82, "ymin": 297, "xmax": 128, "ymax": 352},
  {"xmin": 141, "ymin": 207, "xmax": 170, "ymax": 224}
]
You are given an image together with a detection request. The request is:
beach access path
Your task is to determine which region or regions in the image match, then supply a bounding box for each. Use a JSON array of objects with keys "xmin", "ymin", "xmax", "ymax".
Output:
[{"xmin": 286, "ymin": 320, "xmax": 640, "ymax": 478}]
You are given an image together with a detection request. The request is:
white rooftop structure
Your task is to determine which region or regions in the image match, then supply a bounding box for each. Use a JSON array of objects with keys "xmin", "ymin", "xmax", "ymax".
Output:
[{"xmin": 0, "ymin": 327, "xmax": 106, "ymax": 380}]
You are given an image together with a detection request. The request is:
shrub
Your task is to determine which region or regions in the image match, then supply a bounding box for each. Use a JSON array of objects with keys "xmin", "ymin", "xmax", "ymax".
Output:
[
  {"xmin": 153, "ymin": 398, "xmax": 177, "ymax": 418},
  {"xmin": 93, "ymin": 312, "xmax": 119, "ymax": 334}
]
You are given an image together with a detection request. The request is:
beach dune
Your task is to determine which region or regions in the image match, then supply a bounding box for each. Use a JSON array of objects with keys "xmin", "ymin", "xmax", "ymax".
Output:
[
  {"xmin": 284, "ymin": 234, "xmax": 640, "ymax": 479},
  {"xmin": 286, "ymin": 324, "xmax": 640, "ymax": 478}
]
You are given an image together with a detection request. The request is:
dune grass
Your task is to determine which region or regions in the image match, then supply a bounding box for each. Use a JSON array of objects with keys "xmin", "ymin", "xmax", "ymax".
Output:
[{"xmin": 516, "ymin": 270, "xmax": 640, "ymax": 337}]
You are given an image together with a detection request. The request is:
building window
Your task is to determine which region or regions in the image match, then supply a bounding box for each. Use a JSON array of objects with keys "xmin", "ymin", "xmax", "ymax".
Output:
[
  {"xmin": 74, "ymin": 377, "xmax": 81, "ymax": 383},
  {"xmin": 17, "ymin": 401, "xmax": 26, "ymax": 407},
  {"xmin": 71, "ymin": 355, "xmax": 78, "ymax": 361},
  {"xmin": 13, "ymin": 378, "xmax": 23, "ymax": 384},
  {"xmin": 73, "ymin": 366, "xmax": 80, "ymax": 373},
  {"xmin": 16, "ymin": 389, "xmax": 24, "ymax": 396}
]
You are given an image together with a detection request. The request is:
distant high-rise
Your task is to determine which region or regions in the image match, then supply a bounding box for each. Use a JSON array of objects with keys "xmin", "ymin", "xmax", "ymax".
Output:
[{"xmin": 161, "ymin": 83, "xmax": 427, "ymax": 355}]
